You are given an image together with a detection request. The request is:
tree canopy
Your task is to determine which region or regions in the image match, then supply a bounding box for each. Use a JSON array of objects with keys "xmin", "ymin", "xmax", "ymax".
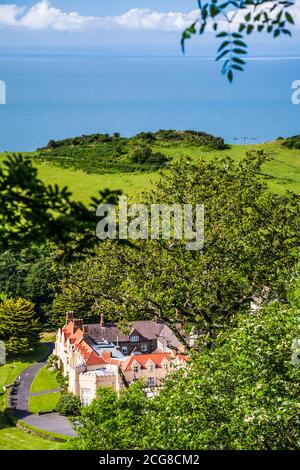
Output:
[{"xmin": 53, "ymin": 155, "xmax": 300, "ymax": 343}]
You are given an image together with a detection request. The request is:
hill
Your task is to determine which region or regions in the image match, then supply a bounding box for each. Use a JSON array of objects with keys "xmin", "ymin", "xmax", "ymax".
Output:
[{"xmin": 1, "ymin": 132, "xmax": 300, "ymax": 203}]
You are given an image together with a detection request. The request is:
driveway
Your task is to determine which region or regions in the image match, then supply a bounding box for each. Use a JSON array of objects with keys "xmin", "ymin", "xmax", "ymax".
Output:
[{"xmin": 11, "ymin": 342, "xmax": 76, "ymax": 438}]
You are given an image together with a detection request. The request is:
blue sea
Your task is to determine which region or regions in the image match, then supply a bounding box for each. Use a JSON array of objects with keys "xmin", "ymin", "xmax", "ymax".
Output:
[{"xmin": 0, "ymin": 50, "xmax": 299, "ymax": 151}]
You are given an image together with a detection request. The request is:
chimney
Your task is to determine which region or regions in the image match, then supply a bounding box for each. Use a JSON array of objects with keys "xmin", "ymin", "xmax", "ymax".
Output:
[
  {"xmin": 66, "ymin": 310, "xmax": 74, "ymax": 323},
  {"xmin": 100, "ymin": 314, "xmax": 105, "ymax": 328},
  {"xmin": 82, "ymin": 324, "xmax": 89, "ymax": 340},
  {"xmin": 73, "ymin": 319, "xmax": 83, "ymax": 331}
]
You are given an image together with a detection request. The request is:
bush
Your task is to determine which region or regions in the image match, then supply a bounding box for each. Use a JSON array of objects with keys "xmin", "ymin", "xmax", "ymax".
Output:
[
  {"xmin": 56, "ymin": 393, "xmax": 81, "ymax": 416},
  {"xmin": 130, "ymin": 146, "xmax": 168, "ymax": 166}
]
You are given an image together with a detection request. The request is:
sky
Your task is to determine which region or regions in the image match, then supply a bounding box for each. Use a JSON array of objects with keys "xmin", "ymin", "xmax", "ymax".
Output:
[{"xmin": 0, "ymin": 0, "xmax": 299, "ymax": 55}]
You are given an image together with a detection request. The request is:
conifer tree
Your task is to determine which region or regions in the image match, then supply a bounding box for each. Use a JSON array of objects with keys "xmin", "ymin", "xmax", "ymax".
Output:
[{"xmin": 0, "ymin": 297, "xmax": 41, "ymax": 356}]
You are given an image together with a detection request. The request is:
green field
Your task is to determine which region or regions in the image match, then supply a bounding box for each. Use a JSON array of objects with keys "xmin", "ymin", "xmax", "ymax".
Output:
[
  {"xmin": 22, "ymin": 141, "xmax": 300, "ymax": 201},
  {"xmin": 2, "ymin": 137, "xmax": 300, "ymax": 202}
]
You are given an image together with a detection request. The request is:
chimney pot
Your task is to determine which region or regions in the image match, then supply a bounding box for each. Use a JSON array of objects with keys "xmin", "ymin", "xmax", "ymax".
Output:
[{"xmin": 66, "ymin": 310, "xmax": 74, "ymax": 323}]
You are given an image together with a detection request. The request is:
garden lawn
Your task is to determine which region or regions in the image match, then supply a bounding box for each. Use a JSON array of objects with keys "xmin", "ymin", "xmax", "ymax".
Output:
[
  {"xmin": 28, "ymin": 392, "xmax": 61, "ymax": 414},
  {"xmin": 30, "ymin": 366, "xmax": 60, "ymax": 393},
  {"xmin": 0, "ymin": 344, "xmax": 49, "ymax": 411},
  {"xmin": 0, "ymin": 425, "xmax": 63, "ymax": 450}
]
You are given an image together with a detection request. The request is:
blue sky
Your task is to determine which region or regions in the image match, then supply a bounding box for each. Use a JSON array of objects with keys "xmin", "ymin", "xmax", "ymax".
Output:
[{"xmin": 0, "ymin": 0, "xmax": 299, "ymax": 55}]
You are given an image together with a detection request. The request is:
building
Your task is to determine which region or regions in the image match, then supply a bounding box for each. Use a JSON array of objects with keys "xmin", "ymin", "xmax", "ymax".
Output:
[{"xmin": 54, "ymin": 312, "xmax": 188, "ymax": 405}]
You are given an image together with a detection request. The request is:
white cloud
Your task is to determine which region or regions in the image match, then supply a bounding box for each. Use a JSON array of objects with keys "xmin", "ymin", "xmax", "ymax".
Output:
[
  {"xmin": 0, "ymin": 1, "xmax": 199, "ymax": 32},
  {"xmin": 0, "ymin": 0, "xmax": 298, "ymax": 34}
]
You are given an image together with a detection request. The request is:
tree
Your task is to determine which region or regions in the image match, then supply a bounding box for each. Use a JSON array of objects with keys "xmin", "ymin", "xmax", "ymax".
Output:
[
  {"xmin": 0, "ymin": 245, "xmax": 61, "ymax": 325},
  {"xmin": 141, "ymin": 275, "xmax": 300, "ymax": 450},
  {"xmin": 69, "ymin": 382, "xmax": 149, "ymax": 450},
  {"xmin": 0, "ymin": 154, "xmax": 120, "ymax": 255},
  {"xmin": 183, "ymin": 1, "xmax": 295, "ymax": 81},
  {"xmin": 56, "ymin": 393, "xmax": 81, "ymax": 416},
  {"xmin": 53, "ymin": 156, "xmax": 300, "ymax": 342},
  {"xmin": 130, "ymin": 146, "xmax": 169, "ymax": 166},
  {"xmin": 0, "ymin": 298, "xmax": 41, "ymax": 356}
]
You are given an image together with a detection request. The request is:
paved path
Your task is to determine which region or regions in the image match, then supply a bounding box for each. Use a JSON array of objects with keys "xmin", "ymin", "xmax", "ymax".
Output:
[
  {"xmin": 22, "ymin": 413, "xmax": 77, "ymax": 437},
  {"xmin": 11, "ymin": 342, "xmax": 76, "ymax": 438}
]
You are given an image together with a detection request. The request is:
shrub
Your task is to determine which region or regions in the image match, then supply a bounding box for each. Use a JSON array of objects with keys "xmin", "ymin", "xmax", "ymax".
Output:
[{"xmin": 56, "ymin": 393, "xmax": 81, "ymax": 416}]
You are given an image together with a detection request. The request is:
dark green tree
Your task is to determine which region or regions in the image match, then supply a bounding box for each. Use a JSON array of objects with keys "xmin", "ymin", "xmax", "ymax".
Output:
[
  {"xmin": 0, "ymin": 297, "xmax": 41, "ymax": 356},
  {"xmin": 0, "ymin": 154, "xmax": 120, "ymax": 255}
]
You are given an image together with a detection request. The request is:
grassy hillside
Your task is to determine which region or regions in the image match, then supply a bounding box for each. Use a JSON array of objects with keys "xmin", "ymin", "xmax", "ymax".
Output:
[{"xmin": 1, "ymin": 133, "xmax": 300, "ymax": 203}]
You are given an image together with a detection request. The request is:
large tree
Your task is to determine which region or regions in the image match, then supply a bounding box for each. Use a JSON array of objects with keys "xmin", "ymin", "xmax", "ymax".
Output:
[
  {"xmin": 53, "ymin": 156, "xmax": 300, "ymax": 342},
  {"xmin": 0, "ymin": 154, "xmax": 120, "ymax": 255},
  {"xmin": 0, "ymin": 297, "xmax": 41, "ymax": 356}
]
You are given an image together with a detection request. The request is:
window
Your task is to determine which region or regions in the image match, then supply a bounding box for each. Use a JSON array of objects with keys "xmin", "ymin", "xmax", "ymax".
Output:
[
  {"xmin": 81, "ymin": 388, "xmax": 92, "ymax": 407},
  {"xmin": 163, "ymin": 362, "xmax": 168, "ymax": 371},
  {"xmin": 122, "ymin": 346, "xmax": 128, "ymax": 354},
  {"xmin": 147, "ymin": 377, "xmax": 155, "ymax": 387},
  {"xmin": 130, "ymin": 335, "xmax": 139, "ymax": 342},
  {"xmin": 148, "ymin": 363, "xmax": 154, "ymax": 372},
  {"xmin": 141, "ymin": 343, "xmax": 147, "ymax": 352},
  {"xmin": 133, "ymin": 364, "xmax": 139, "ymax": 373}
]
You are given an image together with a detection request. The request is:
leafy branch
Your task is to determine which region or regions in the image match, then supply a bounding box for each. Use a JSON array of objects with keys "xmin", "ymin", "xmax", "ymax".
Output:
[{"xmin": 181, "ymin": 0, "xmax": 295, "ymax": 81}]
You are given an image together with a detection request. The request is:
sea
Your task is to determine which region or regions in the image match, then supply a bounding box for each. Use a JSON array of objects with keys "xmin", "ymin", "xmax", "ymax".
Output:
[{"xmin": 0, "ymin": 49, "xmax": 299, "ymax": 152}]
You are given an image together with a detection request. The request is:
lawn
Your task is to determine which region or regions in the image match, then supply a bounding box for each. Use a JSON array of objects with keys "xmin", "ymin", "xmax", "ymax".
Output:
[
  {"xmin": 28, "ymin": 392, "xmax": 61, "ymax": 414},
  {"xmin": 0, "ymin": 343, "xmax": 65, "ymax": 450},
  {"xmin": 30, "ymin": 366, "xmax": 60, "ymax": 393},
  {"xmin": 0, "ymin": 343, "xmax": 50, "ymax": 408}
]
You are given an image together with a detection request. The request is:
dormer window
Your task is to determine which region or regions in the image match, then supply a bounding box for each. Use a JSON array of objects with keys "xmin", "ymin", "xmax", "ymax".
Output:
[
  {"xmin": 133, "ymin": 364, "xmax": 140, "ymax": 373},
  {"xmin": 130, "ymin": 335, "xmax": 139, "ymax": 342},
  {"xmin": 147, "ymin": 363, "xmax": 154, "ymax": 372}
]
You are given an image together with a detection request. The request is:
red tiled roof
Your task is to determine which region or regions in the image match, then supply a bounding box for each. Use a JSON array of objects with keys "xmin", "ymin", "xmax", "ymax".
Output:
[
  {"xmin": 121, "ymin": 353, "xmax": 171, "ymax": 371},
  {"xmin": 74, "ymin": 339, "xmax": 106, "ymax": 366}
]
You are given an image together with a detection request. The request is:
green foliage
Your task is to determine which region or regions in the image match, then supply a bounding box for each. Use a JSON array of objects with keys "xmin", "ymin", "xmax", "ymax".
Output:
[
  {"xmin": 130, "ymin": 146, "xmax": 169, "ymax": 166},
  {"xmin": 0, "ymin": 245, "xmax": 60, "ymax": 324},
  {"xmin": 69, "ymin": 383, "xmax": 148, "ymax": 450},
  {"xmin": 33, "ymin": 130, "xmax": 227, "ymax": 175},
  {"xmin": 69, "ymin": 276, "xmax": 300, "ymax": 450},
  {"xmin": 0, "ymin": 154, "xmax": 120, "ymax": 254},
  {"xmin": 54, "ymin": 156, "xmax": 300, "ymax": 341},
  {"xmin": 182, "ymin": 1, "xmax": 295, "ymax": 81},
  {"xmin": 0, "ymin": 298, "xmax": 41, "ymax": 356},
  {"xmin": 56, "ymin": 393, "xmax": 81, "ymax": 417}
]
